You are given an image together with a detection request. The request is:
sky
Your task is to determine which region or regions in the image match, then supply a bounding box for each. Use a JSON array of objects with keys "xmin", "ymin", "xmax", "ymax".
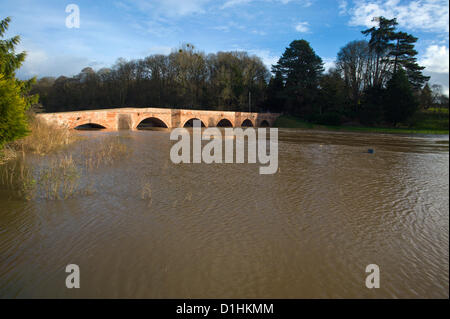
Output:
[{"xmin": 1, "ymin": 0, "xmax": 449, "ymax": 94}]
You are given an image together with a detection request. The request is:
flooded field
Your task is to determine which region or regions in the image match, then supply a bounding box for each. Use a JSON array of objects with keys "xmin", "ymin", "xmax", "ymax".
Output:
[{"xmin": 0, "ymin": 129, "xmax": 448, "ymax": 298}]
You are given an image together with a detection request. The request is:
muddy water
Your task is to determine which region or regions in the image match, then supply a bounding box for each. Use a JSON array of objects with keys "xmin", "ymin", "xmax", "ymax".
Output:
[{"xmin": 0, "ymin": 129, "xmax": 448, "ymax": 298}]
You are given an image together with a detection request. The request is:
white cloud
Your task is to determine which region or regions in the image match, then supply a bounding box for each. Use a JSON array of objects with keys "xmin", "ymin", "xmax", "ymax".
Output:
[
  {"xmin": 249, "ymin": 49, "xmax": 279, "ymax": 70},
  {"xmin": 420, "ymin": 45, "xmax": 449, "ymax": 73},
  {"xmin": 418, "ymin": 45, "xmax": 449, "ymax": 95},
  {"xmin": 295, "ymin": 22, "xmax": 310, "ymax": 33},
  {"xmin": 347, "ymin": 0, "xmax": 449, "ymax": 33},
  {"xmin": 145, "ymin": 46, "xmax": 173, "ymax": 56},
  {"xmin": 323, "ymin": 58, "xmax": 336, "ymax": 72},
  {"xmin": 16, "ymin": 48, "xmax": 97, "ymax": 79},
  {"xmin": 126, "ymin": 0, "xmax": 210, "ymax": 17},
  {"xmin": 221, "ymin": 0, "xmax": 252, "ymax": 9},
  {"xmin": 338, "ymin": 0, "xmax": 348, "ymax": 15},
  {"xmin": 220, "ymin": 0, "xmax": 311, "ymax": 9}
]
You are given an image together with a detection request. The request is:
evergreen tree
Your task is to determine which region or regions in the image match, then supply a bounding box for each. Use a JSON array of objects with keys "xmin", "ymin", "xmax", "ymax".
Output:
[
  {"xmin": 0, "ymin": 75, "xmax": 30, "ymax": 147},
  {"xmin": 0, "ymin": 17, "xmax": 26, "ymax": 78},
  {"xmin": 361, "ymin": 17, "xmax": 397, "ymax": 87},
  {"xmin": 362, "ymin": 16, "xmax": 429, "ymax": 90},
  {"xmin": 384, "ymin": 69, "xmax": 418, "ymax": 125},
  {"xmin": 389, "ymin": 31, "xmax": 429, "ymax": 89},
  {"xmin": 0, "ymin": 16, "xmax": 37, "ymax": 148},
  {"xmin": 265, "ymin": 71, "xmax": 285, "ymax": 113},
  {"xmin": 272, "ymin": 40, "xmax": 324, "ymax": 115}
]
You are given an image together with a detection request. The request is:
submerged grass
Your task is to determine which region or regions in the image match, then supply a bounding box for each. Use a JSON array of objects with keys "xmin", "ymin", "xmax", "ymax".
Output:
[
  {"xmin": 11, "ymin": 115, "xmax": 79, "ymax": 156},
  {"xmin": 82, "ymin": 136, "xmax": 130, "ymax": 171},
  {"xmin": 1, "ymin": 134, "xmax": 131, "ymax": 200},
  {"xmin": 38, "ymin": 155, "xmax": 80, "ymax": 200}
]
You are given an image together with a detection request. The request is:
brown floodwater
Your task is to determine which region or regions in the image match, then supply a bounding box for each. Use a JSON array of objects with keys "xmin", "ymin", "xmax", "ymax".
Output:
[{"xmin": 0, "ymin": 129, "xmax": 448, "ymax": 298}]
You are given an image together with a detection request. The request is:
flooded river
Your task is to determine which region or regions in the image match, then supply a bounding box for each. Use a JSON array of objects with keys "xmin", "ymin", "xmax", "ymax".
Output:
[{"xmin": 0, "ymin": 129, "xmax": 448, "ymax": 298}]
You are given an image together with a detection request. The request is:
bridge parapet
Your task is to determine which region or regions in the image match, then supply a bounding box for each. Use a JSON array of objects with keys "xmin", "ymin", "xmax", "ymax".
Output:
[{"xmin": 36, "ymin": 108, "xmax": 281, "ymax": 130}]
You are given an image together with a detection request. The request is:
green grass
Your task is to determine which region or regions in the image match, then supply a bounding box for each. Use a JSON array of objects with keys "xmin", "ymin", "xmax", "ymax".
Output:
[{"xmin": 274, "ymin": 112, "xmax": 449, "ymax": 135}]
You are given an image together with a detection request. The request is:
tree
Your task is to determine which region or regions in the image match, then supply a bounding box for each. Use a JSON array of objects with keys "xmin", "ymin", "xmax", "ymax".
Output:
[
  {"xmin": 0, "ymin": 75, "xmax": 30, "ymax": 147},
  {"xmin": 362, "ymin": 16, "xmax": 429, "ymax": 90},
  {"xmin": 419, "ymin": 83, "xmax": 433, "ymax": 109},
  {"xmin": 272, "ymin": 39, "xmax": 324, "ymax": 115},
  {"xmin": 317, "ymin": 69, "xmax": 348, "ymax": 115},
  {"xmin": 0, "ymin": 17, "xmax": 26, "ymax": 78},
  {"xmin": 361, "ymin": 17, "xmax": 397, "ymax": 88},
  {"xmin": 389, "ymin": 31, "xmax": 429, "ymax": 89},
  {"xmin": 336, "ymin": 40, "xmax": 370, "ymax": 104},
  {"xmin": 384, "ymin": 69, "xmax": 418, "ymax": 125},
  {"xmin": 0, "ymin": 17, "xmax": 37, "ymax": 148},
  {"xmin": 265, "ymin": 71, "xmax": 285, "ymax": 113}
]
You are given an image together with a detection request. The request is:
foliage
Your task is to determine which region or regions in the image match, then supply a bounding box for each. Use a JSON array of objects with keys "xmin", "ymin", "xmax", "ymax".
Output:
[
  {"xmin": 0, "ymin": 17, "xmax": 38, "ymax": 149},
  {"xmin": 0, "ymin": 74, "xmax": 29, "ymax": 148},
  {"xmin": 384, "ymin": 69, "xmax": 418, "ymax": 125},
  {"xmin": 272, "ymin": 39, "xmax": 324, "ymax": 115},
  {"xmin": 32, "ymin": 44, "xmax": 269, "ymax": 113}
]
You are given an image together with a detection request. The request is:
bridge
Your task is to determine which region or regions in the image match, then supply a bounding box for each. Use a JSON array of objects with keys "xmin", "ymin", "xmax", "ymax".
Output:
[{"xmin": 36, "ymin": 107, "xmax": 281, "ymax": 130}]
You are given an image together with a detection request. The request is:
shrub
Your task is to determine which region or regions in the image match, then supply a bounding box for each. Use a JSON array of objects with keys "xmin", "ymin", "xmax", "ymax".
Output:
[
  {"xmin": 315, "ymin": 112, "xmax": 342, "ymax": 126},
  {"xmin": 0, "ymin": 75, "xmax": 29, "ymax": 148}
]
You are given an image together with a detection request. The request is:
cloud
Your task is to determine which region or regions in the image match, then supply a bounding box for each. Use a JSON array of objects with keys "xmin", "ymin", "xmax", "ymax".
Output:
[
  {"xmin": 125, "ymin": 0, "xmax": 210, "ymax": 17},
  {"xmin": 323, "ymin": 58, "xmax": 336, "ymax": 72},
  {"xmin": 420, "ymin": 45, "xmax": 449, "ymax": 73},
  {"xmin": 220, "ymin": 0, "xmax": 311, "ymax": 9},
  {"xmin": 221, "ymin": 0, "xmax": 252, "ymax": 9},
  {"xmin": 16, "ymin": 48, "xmax": 98, "ymax": 79},
  {"xmin": 295, "ymin": 22, "xmax": 310, "ymax": 33},
  {"xmin": 249, "ymin": 49, "xmax": 280, "ymax": 70},
  {"xmin": 419, "ymin": 45, "xmax": 449, "ymax": 94},
  {"xmin": 338, "ymin": 0, "xmax": 348, "ymax": 15},
  {"xmin": 347, "ymin": 0, "xmax": 449, "ymax": 33}
]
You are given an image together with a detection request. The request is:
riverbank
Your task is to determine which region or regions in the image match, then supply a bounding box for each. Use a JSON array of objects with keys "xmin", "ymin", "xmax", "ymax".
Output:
[
  {"xmin": 0, "ymin": 115, "xmax": 78, "ymax": 164},
  {"xmin": 274, "ymin": 110, "xmax": 449, "ymax": 135}
]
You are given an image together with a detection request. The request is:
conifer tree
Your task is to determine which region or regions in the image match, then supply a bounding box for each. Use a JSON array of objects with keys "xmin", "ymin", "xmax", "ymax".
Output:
[{"xmin": 0, "ymin": 17, "xmax": 37, "ymax": 148}]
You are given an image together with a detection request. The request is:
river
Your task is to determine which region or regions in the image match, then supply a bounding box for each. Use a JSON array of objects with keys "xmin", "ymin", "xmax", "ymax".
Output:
[{"xmin": 0, "ymin": 129, "xmax": 448, "ymax": 298}]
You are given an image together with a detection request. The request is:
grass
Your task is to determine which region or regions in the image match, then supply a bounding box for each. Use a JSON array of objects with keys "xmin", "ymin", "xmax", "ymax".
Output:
[
  {"xmin": 1, "ymin": 117, "xmax": 131, "ymax": 200},
  {"xmin": 82, "ymin": 136, "xmax": 130, "ymax": 171},
  {"xmin": 274, "ymin": 110, "xmax": 449, "ymax": 135},
  {"xmin": 10, "ymin": 114, "xmax": 79, "ymax": 155}
]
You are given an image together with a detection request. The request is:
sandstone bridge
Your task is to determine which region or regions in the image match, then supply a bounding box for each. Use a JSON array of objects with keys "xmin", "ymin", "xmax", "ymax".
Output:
[{"xmin": 36, "ymin": 108, "xmax": 281, "ymax": 130}]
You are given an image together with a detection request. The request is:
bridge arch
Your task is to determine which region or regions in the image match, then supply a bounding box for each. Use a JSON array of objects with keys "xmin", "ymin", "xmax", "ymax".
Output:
[
  {"xmin": 259, "ymin": 120, "xmax": 270, "ymax": 127},
  {"xmin": 136, "ymin": 117, "xmax": 169, "ymax": 129},
  {"xmin": 183, "ymin": 118, "xmax": 206, "ymax": 127},
  {"xmin": 217, "ymin": 118, "xmax": 233, "ymax": 127},
  {"xmin": 74, "ymin": 123, "xmax": 107, "ymax": 130},
  {"xmin": 241, "ymin": 119, "xmax": 254, "ymax": 127}
]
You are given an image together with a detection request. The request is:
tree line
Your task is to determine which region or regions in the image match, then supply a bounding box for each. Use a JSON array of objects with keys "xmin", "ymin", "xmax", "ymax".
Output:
[
  {"xmin": 33, "ymin": 43, "xmax": 269, "ymax": 113},
  {"xmin": 31, "ymin": 16, "xmax": 449, "ymax": 127}
]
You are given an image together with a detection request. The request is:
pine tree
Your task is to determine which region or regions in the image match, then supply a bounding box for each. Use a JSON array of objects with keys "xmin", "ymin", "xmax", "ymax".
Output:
[
  {"xmin": 272, "ymin": 40, "xmax": 324, "ymax": 115},
  {"xmin": 384, "ymin": 69, "xmax": 418, "ymax": 125},
  {"xmin": 0, "ymin": 75, "xmax": 29, "ymax": 147},
  {"xmin": 0, "ymin": 17, "xmax": 26, "ymax": 78},
  {"xmin": 0, "ymin": 16, "xmax": 37, "ymax": 148},
  {"xmin": 265, "ymin": 71, "xmax": 285, "ymax": 113},
  {"xmin": 389, "ymin": 31, "xmax": 429, "ymax": 89},
  {"xmin": 362, "ymin": 16, "xmax": 429, "ymax": 90}
]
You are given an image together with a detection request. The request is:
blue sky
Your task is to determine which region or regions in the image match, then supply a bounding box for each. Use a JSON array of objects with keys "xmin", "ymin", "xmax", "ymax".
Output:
[{"xmin": 2, "ymin": 0, "xmax": 449, "ymax": 93}]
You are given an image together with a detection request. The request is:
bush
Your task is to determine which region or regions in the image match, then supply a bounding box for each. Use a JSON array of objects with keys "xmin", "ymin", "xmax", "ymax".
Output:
[
  {"xmin": 0, "ymin": 75, "xmax": 29, "ymax": 148},
  {"xmin": 315, "ymin": 112, "xmax": 342, "ymax": 126}
]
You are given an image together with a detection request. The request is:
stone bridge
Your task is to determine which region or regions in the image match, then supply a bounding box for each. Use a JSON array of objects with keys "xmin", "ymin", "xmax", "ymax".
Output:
[{"xmin": 36, "ymin": 107, "xmax": 281, "ymax": 130}]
